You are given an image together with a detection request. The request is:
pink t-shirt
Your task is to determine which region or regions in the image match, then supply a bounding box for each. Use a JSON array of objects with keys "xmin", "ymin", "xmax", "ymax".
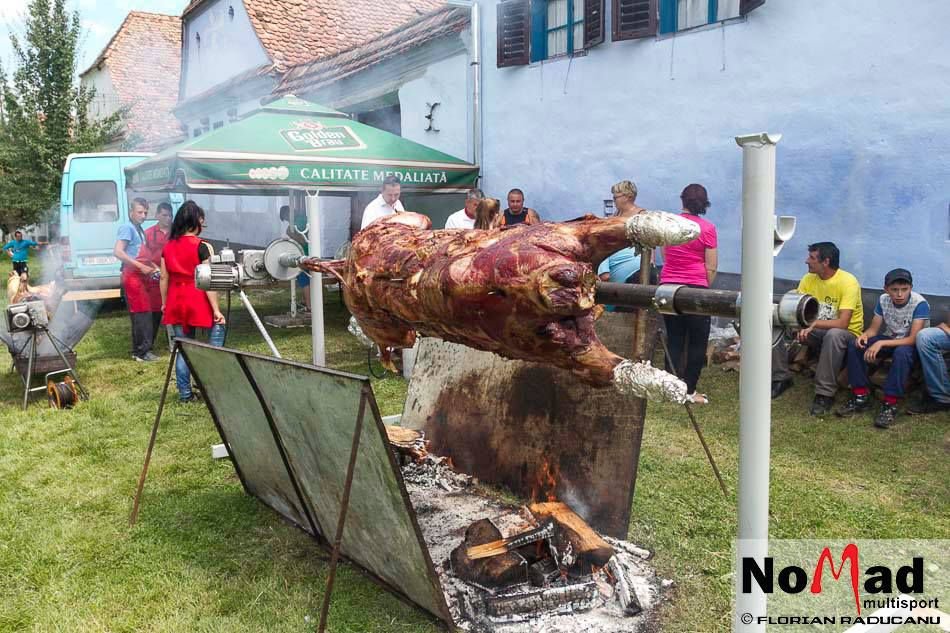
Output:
[{"xmin": 659, "ymin": 213, "xmax": 717, "ymax": 287}]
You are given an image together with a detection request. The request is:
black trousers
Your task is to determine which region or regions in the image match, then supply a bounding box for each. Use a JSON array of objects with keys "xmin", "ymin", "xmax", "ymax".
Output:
[
  {"xmin": 130, "ymin": 311, "xmax": 162, "ymax": 358},
  {"xmin": 663, "ymin": 314, "xmax": 711, "ymax": 394},
  {"xmin": 12, "ymin": 261, "xmax": 28, "ymax": 275}
]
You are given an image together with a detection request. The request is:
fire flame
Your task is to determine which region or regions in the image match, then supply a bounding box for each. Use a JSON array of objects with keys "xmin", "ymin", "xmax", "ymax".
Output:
[{"xmin": 531, "ymin": 458, "xmax": 560, "ymax": 502}]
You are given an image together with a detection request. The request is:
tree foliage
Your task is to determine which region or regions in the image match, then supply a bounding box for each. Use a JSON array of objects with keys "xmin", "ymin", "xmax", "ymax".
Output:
[{"xmin": 0, "ymin": 0, "xmax": 121, "ymax": 231}]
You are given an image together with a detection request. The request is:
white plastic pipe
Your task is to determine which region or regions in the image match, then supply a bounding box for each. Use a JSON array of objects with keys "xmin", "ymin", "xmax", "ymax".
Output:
[
  {"xmin": 307, "ymin": 190, "xmax": 326, "ymax": 366},
  {"xmin": 734, "ymin": 132, "xmax": 781, "ymax": 633}
]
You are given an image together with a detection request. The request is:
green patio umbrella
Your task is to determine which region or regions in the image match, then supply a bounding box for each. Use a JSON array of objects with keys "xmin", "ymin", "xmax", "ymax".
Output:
[
  {"xmin": 126, "ymin": 96, "xmax": 478, "ymax": 368},
  {"xmin": 125, "ymin": 95, "xmax": 479, "ymax": 193}
]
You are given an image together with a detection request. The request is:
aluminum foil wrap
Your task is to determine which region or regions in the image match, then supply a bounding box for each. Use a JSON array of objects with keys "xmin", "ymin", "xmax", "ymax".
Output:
[
  {"xmin": 347, "ymin": 316, "xmax": 376, "ymax": 348},
  {"xmin": 625, "ymin": 211, "xmax": 700, "ymax": 249},
  {"xmin": 612, "ymin": 360, "xmax": 689, "ymax": 404}
]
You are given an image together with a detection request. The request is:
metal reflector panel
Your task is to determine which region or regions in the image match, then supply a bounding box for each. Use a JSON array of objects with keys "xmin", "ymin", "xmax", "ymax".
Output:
[
  {"xmin": 177, "ymin": 341, "xmax": 450, "ymax": 624},
  {"xmin": 182, "ymin": 343, "xmax": 313, "ymax": 533}
]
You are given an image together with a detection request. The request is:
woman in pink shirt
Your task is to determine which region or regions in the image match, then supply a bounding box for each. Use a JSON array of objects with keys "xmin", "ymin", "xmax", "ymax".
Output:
[{"xmin": 659, "ymin": 184, "xmax": 718, "ymax": 404}]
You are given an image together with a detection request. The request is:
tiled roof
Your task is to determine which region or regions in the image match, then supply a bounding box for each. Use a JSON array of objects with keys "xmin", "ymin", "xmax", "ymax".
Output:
[
  {"xmin": 275, "ymin": 6, "xmax": 469, "ymax": 97},
  {"xmin": 81, "ymin": 12, "xmax": 185, "ymax": 151},
  {"xmin": 185, "ymin": 0, "xmax": 448, "ymax": 71}
]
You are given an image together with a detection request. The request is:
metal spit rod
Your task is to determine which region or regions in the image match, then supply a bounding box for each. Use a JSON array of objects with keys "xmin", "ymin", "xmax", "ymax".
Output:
[{"xmin": 594, "ymin": 282, "xmax": 818, "ymax": 328}]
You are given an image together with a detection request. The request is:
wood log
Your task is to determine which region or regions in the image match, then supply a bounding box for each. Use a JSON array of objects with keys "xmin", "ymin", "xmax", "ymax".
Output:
[
  {"xmin": 450, "ymin": 519, "xmax": 528, "ymax": 589},
  {"xmin": 384, "ymin": 425, "xmax": 428, "ymax": 461},
  {"xmin": 529, "ymin": 502, "xmax": 614, "ymax": 573}
]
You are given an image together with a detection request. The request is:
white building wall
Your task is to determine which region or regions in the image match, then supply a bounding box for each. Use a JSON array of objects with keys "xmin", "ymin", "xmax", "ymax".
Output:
[
  {"xmin": 180, "ymin": 0, "xmax": 270, "ymax": 102},
  {"xmin": 398, "ymin": 52, "xmax": 472, "ymax": 163},
  {"xmin": 81, "ymin": 67, "xmax": 120, "ymax": 121}
]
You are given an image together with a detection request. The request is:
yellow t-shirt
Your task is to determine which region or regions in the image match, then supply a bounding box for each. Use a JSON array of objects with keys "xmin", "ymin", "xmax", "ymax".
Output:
[{"xmin": 797, "ymin": 269, "xmax": 864, "ymax": 337}]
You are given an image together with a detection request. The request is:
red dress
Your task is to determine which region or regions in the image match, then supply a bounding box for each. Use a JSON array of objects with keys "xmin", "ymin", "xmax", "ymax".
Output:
[{"xmin": 162, "ymin": 235, "xmax": 213, "ymax": 329}]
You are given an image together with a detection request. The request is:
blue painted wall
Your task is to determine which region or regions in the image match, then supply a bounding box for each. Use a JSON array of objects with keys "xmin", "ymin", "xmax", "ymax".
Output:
[{"xmin": 478, "ymin": 0, "xmax": 950, "ymax": 294}]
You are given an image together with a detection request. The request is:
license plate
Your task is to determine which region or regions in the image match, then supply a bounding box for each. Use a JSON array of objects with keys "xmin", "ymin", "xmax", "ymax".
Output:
[{"xmin": 82, "ymin": 256, "xmax": 117, "ymax": 266}]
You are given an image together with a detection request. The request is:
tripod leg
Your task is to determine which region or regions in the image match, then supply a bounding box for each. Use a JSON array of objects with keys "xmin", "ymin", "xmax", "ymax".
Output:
[
  {"xmin": 129, "ymin": 342, "xmax": 177, "ymax": 527},
  {"xmin": 46, "ymin": 331, "xmax": 88, "ymax": 400},
  {"xmin": 22, "ymin": 333, "xmax": 36, "ymax": 410}
]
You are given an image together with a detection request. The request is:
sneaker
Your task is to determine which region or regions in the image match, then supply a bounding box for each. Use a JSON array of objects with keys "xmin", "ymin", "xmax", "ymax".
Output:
[
  {"xmin": 809, "ymin": 394, "xmax": 835, "ymax": 417},
  {"xmin": 132, "ymin": 355, "xmax": 145, "ymax": 362},
  {"xmin": 836, "ymin": 393, "xmax": 871, "ymax": 417},
  {"xmin": 179, "ymin": 394, "xmax": 202, "ymax": 404},
  {"xmin": 906, "ymin": 397, "xmax": 950, "ymax": 416},
  {"xmin": 874, "ymin": 403, "xmax": 898, "ymax": 429},
  {"xmin": 141, "ymin": 351, "xmax": 160, "ymax": 362}
]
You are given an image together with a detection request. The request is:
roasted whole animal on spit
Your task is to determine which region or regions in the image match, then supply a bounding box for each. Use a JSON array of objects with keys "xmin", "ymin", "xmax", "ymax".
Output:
[{"xmin": 302, "ymin": 206, "xmax": 699, "ymax": 403}]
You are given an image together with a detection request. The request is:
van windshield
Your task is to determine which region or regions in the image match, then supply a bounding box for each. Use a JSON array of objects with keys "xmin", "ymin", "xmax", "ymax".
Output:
[{"xmin": 74, "ymin": 181, "xmax": 119, "ymax": 223}]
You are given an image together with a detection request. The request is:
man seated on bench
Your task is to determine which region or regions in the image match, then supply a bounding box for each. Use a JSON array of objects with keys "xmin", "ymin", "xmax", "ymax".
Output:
[
  {"xmin": 836, "ymin": 268, "xmax": 929, "ymax": 429},
  {"xmin": 907, "ymin": 304, "xmax": 950, "ymax": 416},
  {"xmin": 771, "ymin": 242, "xmax": 864, "ymax": 417}
]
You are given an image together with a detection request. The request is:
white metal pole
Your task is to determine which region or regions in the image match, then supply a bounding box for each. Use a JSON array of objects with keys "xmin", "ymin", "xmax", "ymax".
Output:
[
  {"xmin": 306, "ymin": 190, "xmax": 325, "ymax": 366},
  {"xmin": 734, "ymin": 132, "xmax": 781, "ymax": 633}
]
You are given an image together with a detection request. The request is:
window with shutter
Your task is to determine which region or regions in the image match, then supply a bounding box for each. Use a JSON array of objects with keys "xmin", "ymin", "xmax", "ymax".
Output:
[
  {"xmin": 584, "ymin": 0, "xmax": 605, "ymax": 48},
  {"xmin": 497, "ymin": 0, "xmax": 531, "ymax": 67},
  {"xmin": 612, "ymin": 0, "xmax": 657, "ymax": 41}
]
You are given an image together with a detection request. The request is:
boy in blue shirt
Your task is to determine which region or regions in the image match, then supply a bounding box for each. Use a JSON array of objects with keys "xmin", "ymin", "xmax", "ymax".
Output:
[
  {"xmin": 3, "ymin": 230, "xmax": 39, "ymax": 276},
  {"xmin": 836, "ymin": 268, "xmax": 930, "ymax": 428}
]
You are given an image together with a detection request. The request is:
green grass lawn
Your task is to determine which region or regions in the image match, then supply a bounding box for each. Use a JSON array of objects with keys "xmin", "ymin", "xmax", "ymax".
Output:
[{"xmin": 0, "ymin": 253, "xmax": 947, "ymax": 632}]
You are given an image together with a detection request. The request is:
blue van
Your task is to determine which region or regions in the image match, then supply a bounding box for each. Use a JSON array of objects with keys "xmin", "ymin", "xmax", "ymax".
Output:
[{"xmin": 58, "ymin": 153, "xmax": 179, "ymax": 295}]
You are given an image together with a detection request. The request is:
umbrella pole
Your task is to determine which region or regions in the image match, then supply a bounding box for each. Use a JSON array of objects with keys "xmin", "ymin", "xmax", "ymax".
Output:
[{"xmin": 307, "ymin": 190, "xmax": 326, "ymax": 366}]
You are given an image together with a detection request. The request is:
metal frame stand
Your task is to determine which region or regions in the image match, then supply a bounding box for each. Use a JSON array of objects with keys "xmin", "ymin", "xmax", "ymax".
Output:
[
  {"xmin": 15, "ymin": 326, "xmax": 88, "ymax": 410},
  {"xmin": 129, "ymin": 341, "xmax": 367, "ymax": 633}
]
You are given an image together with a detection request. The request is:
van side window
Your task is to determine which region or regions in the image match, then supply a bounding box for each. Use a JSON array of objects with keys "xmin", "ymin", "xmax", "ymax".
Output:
[{"xmin": 74, "ymin": 181, "xmax": 119, "ymax": 223}]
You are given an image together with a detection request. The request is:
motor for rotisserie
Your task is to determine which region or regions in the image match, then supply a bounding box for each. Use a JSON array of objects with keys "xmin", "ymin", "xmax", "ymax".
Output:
[{"xmin": 6, "ymin": 300, "xmax": 49, "ymax": 332}]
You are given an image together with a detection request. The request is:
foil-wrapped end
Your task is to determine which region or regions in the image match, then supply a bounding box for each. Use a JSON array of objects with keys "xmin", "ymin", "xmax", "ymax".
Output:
[
  {"xmin": 347, "ymin": 316, "xmax": 376, "ymax": 349},
  {"xmin": 612, "ymin": 360, "xmax": 689, "ymax": 404},
  {"xmin": 625, "ymin": 211, "xmax": 700, "ymax": 249}
]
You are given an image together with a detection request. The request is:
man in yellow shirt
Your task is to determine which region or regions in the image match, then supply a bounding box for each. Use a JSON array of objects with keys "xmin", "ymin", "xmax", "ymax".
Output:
[{"xmin": 772, "ymin": 242, "xmax": 864, "ymax": 416}]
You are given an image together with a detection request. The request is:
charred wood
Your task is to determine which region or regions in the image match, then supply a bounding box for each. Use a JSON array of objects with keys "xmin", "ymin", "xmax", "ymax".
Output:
[
  {"xmin": 483, "ymin": 581, "xmax": 600, "ymax": 623},
  {"xmin": 450, "ymin": 519, "xmax": 528, "ymax": 589},
  {"xmin": 607, "ymin": 555, "xmax": 643, "ymax": 617}
]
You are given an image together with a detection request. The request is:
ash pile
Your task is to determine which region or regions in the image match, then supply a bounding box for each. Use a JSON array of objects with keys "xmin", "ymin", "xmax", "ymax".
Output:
[{"xmin": 389, "ymin": 427, "xmax": 671, "ymax": 633}]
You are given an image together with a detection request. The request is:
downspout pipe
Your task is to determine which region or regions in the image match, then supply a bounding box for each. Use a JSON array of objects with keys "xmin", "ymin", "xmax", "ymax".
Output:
[
  {"xmin": 447, "ymin": 0, "xmax": 482, "ymax": 168},
  {"xmin": 733, "ymin": 132, "xmax": 781, "ymax": 633}
]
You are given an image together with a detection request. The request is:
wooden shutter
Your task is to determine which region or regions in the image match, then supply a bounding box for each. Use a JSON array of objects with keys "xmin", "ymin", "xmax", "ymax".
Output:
[
  {"xmin": 612, "ymin": 0, "xmax": 657, "ymax": 41},
  {"xmin": 497, "ymin": 0, "xmax": 531, "ymax": 68},
  {"xmin": 740, "ymin": 0, "xmax": 765, "ymax": 16},
  {"xmin": 584, "ymin": 0, "xmax": 605, "ymax": 49}
]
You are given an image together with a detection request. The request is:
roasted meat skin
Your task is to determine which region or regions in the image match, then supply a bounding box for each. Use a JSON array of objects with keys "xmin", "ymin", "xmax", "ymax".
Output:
[{"xmin": 332, "ymin": 212, "xmax": 651, "ymax": 386}]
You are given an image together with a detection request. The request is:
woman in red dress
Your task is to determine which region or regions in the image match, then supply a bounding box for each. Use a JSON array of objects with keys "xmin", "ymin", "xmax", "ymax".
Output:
[{"xmin": 160, "ymin": 201, "xmax": 226, "ymax": 402}]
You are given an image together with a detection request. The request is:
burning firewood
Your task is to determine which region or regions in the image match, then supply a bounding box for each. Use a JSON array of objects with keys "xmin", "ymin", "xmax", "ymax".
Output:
[
  {"xmin": 384, "ymin": 425, "xmax": 429, "ymax": 462},
  {"xmin": 529, "ymin": 502, "xmax": 615, "ymax": 573},
  {"xmin": 465, "ymin": 519, "xmax": 555, "ymax": 560}
]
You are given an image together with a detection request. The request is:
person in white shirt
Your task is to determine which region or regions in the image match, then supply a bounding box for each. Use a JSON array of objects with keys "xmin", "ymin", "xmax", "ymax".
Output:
[
  {"xmin": 444, "ymin": 188, "xmax": 485, "ymax": 229},
  {"xmin": 360, "ymin": 176, "xmax": 405, "ymax": 229}
]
